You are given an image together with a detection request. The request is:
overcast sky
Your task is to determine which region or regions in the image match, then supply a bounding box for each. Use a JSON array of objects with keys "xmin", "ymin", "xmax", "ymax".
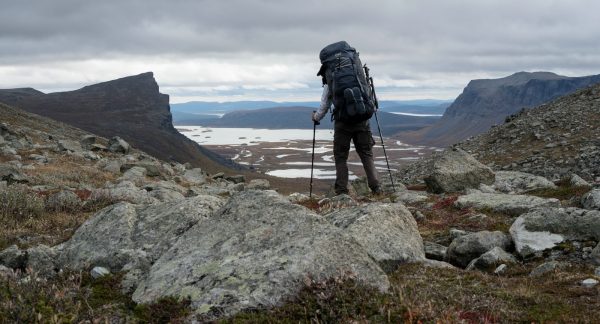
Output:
[{"xmin": 1, "ymin": 0, "xmax": 600, "ymax": 103}]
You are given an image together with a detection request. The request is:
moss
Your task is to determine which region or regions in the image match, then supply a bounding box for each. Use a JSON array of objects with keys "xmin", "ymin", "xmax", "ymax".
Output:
[{"xmin": 134, "ymin": 296, "xmax": 192, "ymax": 323}]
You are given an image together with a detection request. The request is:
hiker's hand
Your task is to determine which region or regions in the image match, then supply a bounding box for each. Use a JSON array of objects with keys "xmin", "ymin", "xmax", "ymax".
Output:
[{"xmin": 312, "ymin": 112, "xmax": 319, "ymax": 122}]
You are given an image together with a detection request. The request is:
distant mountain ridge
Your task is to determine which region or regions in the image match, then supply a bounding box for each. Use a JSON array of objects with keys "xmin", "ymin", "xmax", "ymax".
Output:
[
  {"xmin": 408, "ymin": 71, "xmax": 600, "ymax": 146},
  {"xmin": 0, "ymin": 72, "xmax": 240, "ymax": 172}
]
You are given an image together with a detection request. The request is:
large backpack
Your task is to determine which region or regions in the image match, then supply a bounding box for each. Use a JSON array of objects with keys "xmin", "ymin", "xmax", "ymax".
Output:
[{"xmin": 318, "ymin": 41, "xmax": 375, "ymax": 123}]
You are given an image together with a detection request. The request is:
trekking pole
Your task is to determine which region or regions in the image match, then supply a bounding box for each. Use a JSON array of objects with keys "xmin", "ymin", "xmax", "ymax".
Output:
[
  {"xmin": 309, "ymin": 111, "xmax": 320, "ymax": 198},
  {"xmin": 364, "ymin": 65, "xmax": 396, "ymax": 192}
]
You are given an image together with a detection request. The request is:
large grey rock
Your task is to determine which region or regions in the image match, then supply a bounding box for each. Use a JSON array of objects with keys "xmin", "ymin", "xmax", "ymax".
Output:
[
  {"xmin": 122, "ymin": 162, "xmax": 162, "ymax": 177},
  {"xmin": 492, "ymin": 171, "xmax": 556, "ymax": 194},
  {"xmin": 59, "ymin": 195, "xmax": 224, "ymax": 272},
  {"xmin": 392, "ymin": 190, "xmax": 429, "ymax": 204},
  {"xmin": 183, "ymin": 168, "xmax": 207, "ymax": 185},
  {"xmin": 424, "ymin": 241, "xmax": 447, "ymax": 261},
  {"xmin": 90, "ymin": 266, "xmax": 111, "ymax": 279},
  {"xmin": 45, "ymin": 190, "xmax": 81, "ymax": 211},
  {"xmin": 325, "ymin": 203, "xmax": 424, "ymax": 272},
  {"xmin": 529, "ymin": 261, "xmax": 567, "ymax": 277},
  {"xmin": 80, "ymin": 135, "xmax": 97, "ymax": 150},
  {"xmin": 0, "ymin": 164, "xmax": 29, "ymax": 184},
  {"xmin": 0, "ymin": 245, "xmax": 27, "ymax": 269},
  {"xmin": 510, "ymin": 207, "xmax": 600, "ymax": 257},
  {"xmin": 455, "ymin": 192, "xmax": 560, "ymax": 216},
  {"xmin": 103, "ymin": 159, "xmax": 122, "ymax": 174},
  {"xmin": 26, "ymin": 245, "xmax": 58, "ymax": 278},
  {"xmin": 446, "ymin": 231, "xmax": 512, "ymax": 268},
  {"xmin": 132, "ymin": 190, "xmax": 389, "ymax": 317},
  {"xmin": 57, "ymin": 140, "xmax": 83, "ymax": 153},
  {"xmin": 119, "ymin": 166, "xmax": 147, "ymax": 183},
  {"xmin": 108, "ymin": 136, "xmax": 131, "ymax": 154},
  {"xmin": 148, "ymin": 188, "xmax": 185, "ymax": 202},
  {"xmin": 246, "ymin": 179, "xmax": 270, "ymax": 190},
  {"xmin": 90, "ymin": 181, "xmax": 157, "ymax": 205},
  {"xmin": 465, "ymin": 247, "xmax": 517, "ymax": 272},
  {"xmin": 582, "ymin": 189, "xmax": 600, "ymax": 210},
  {"xmin": 591, "ymin": 242, "xmax": 600, "ymax": 265},
  {"xmin": 424, "ymin": 148, "xmax": 495, "ymax": 193},
  {"xmin": 570, "ymin": 174, "xmax": 591, "ymax": 187}
]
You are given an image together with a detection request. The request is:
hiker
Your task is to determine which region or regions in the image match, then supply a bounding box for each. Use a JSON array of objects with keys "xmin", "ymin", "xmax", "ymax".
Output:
[{"xmin": 312, "ymin": 41, "xmax": 381, "ymax": 195}]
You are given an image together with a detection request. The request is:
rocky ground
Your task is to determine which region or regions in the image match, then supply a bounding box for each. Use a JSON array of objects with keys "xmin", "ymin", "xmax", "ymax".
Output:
[
  {"xmin": 458, "ymin": 83, "xmax": 600, "ymax": 183},
  {"xmin": 2, "ymin": 99, "xmax": 600, "ymax": 322}
]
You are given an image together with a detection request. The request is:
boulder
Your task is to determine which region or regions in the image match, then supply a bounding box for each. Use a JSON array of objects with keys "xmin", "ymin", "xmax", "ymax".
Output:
[
  {"xmin": 103, "ymin": 159, "xmax": 123, "ymax": 174},
  {"xmin": 465, "ymin": 247, "xmax": 517, "ymax": 272},
  {"xmin": 132, "ymin": 191, "xmax": 389, "ymax": 317},
  {"xmin": 424, "ymin": 241, "xmax": 447, "ymax": 261},
  {"xmin": 226, "ymin": 174, "xmax": 246, "ymax": 184},
  {"xmin": 143, "ymin": 181, "xmax": 187, "ymax": 202},
  {"xmin": 421, "ymin": 259, "xmax": 456, "ymax": 269},
  {"xmin": 59, "ymin": 195, "xmax": 224, "ymax": 272},
  {"xmin": 510, "ymin": 207, "xmax": 600, "ymax": 257},
  {"xmin": 529, "ymin": 261, "xmax": 567, "ymax": 277},
  {"xmin": 570, "ymin": 174, "xmax": 591, "ymax": 187},
  {"xmin": 582, "ymin": 189, "xmax": 600, "ymax": 210},
  {"xmin": 246, "ymin": 179, "xmax": 270, "ymax": 190},
  {"xmin": 90, "ymin": 144, "xmax": 108, "ymax": 152},
  {"xmin": 45, "ymin": 190, "xmax": 81, "ymax": 212},
  {"xmin": 0, "ymin": 245, "xmax": 27, "ymax": 269},
  {"xmin": 0, "ymin": 164, "xmax": 29, "ymax": 184},
  {"xmin": 424, "ymin": 148, "xmax": 495, "ymax": 193},
  {"xmin": 288, "ymin": 192, "xmax": 310, "ymax": 204},
  {"xmin": 91, "ymin": 266, "xmax": 111, "ymax": 279},
  {"xmin": 392, "ymin": 190, "xmax": 429, "ymax": 204},
  {"xmin": 57, "ymin": 140, "xmax": 83, "ymax": 153},
  {"xmin": 446, "ymin": 231, "xmax": 512, "ymax": 268},
  {"xmin": 148, "ymin": 188, "xmax": 185, "ymax": 202},
  {"xmin": 122, "ymin": 162, "xmax": 162, "ymax": 177},
  {"xmin": 119, "ymin": 166, "xmax": 147, "ymax": 184},
  {"xmin": 591, "ymin": 243, "xmax": 600, "ymax": 265},
  {"xmin": 80, "ymin": 135, "xmax": 96, "ymax": 150},
  {"xmin": 108, "ymin": 136, "xmax": 131, "ymax": 154},
  {"xmin": 582, "ymin": 279, "xmax": 598, "ymax": 288},
  {"xmin": 455, "ymin": 192, "xmax": 560, "ymax": 216},
  {"xmin": 492, "ymin": 171, "xmax": 556, "ymax": 194},
  {"xmin": 183, "ymin": 168, "xmax": 207, "ymax": 185},
  {"xmin": 90, "ymin": 181, "xmax": 157, "ymax": 205},
  {"xmin": 325, "ymin": 203, "xmax": 425, "ymax": 272},
  {"xmin": 26, "ymin": 245, "xmax": 58, "ymax": 278}
]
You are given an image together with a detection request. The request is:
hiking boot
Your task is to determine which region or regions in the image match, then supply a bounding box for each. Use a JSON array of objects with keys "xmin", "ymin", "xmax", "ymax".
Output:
[{"xmin": 371, "ymin": 186, "xmax": 383, "ymax": 195}]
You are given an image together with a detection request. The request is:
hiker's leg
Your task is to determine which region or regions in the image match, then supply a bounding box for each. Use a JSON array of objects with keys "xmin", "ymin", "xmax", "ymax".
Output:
[
  {"xmin": 333, "ymin": 122, "xmax": 352, "ymax": 194},
  {"xmin": 353, "ymin": 123, "xmax": 380, "ymax": 192}
]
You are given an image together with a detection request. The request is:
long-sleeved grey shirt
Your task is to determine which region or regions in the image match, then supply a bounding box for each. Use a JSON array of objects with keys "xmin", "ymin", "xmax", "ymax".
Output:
[{"xmin": 313, "ymin": 84, "xmax": 333, "ymax": 122}]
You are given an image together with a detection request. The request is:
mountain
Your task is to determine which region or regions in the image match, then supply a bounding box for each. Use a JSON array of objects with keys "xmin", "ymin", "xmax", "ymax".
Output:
[
  {"xmin": 179, "ymin": 106, "xmax": 441, "ymax": 134},
  {"xmin": 458, "ymin": 82, "xmax": 600, "ymax": 181},
  {"xmin": 407, "ymin": 72, "xmax": 600, "ymax": 146},
  {"xmin": 0, "ymin": 73, "xmax": 239, "ymax": 172}
]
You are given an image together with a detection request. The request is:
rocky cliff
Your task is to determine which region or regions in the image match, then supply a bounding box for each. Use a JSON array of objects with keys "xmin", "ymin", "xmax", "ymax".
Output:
[
  {"xmin": 410, "ymin": 72, "xmax": 600, "ymax": 146},
  {"xmin": 0, "ymin": 73, "xmax": 237, "ymax": 173}
]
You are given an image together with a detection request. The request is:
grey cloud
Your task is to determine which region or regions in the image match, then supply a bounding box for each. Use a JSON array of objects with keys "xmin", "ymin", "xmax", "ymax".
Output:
[{"xmin": 1, "ymin": 0, "xmax": 600, "ymax": 100}]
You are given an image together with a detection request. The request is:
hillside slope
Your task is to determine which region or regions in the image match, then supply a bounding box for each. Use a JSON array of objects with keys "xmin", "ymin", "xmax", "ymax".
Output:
[
  {"xmin": 458, "ymin": 83, "xmax": 600, "ymax": 181},
  {"xmin": 409, "ymin": 72, "xmax": 600, "ymax": 146},
  {"xmin": 0, "ymin": 73, "xmax": 238, "ymax": 173}
]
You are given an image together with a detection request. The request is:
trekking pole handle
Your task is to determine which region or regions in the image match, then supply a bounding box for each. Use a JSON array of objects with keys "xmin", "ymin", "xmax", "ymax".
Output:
[{"xmin": 312, "ymin": 110, "xmax": 320, "ymax": 126}]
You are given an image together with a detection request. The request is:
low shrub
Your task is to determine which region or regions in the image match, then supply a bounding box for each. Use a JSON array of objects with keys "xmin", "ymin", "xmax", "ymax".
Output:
[{"xmin": 0, "ymin": 184, "xmax": 45, "ymax": 222}]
